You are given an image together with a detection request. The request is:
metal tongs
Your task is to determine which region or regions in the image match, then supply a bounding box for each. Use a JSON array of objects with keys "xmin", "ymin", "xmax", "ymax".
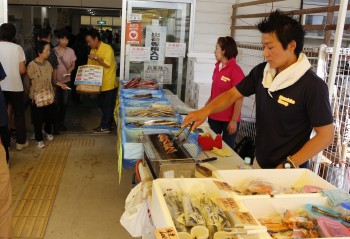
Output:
[{"xmin": 172, "ymin": 121, "xmax": 195, "ymax": 147}]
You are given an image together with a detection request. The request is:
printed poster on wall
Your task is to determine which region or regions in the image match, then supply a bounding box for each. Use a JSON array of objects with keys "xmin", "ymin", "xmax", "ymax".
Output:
[
  {"xmin": 128, "ymin": 13, "xmax": 142, "ymax": 22},
  {"xmin": 144, "ymin": 63, "xmax": 172, "ymax": 84},
  {"xmin": 129, "ymin": 46, "xmax": 150, "ymax": 62},
  {"xmin": 74, "ymin": 65, "xmax": 103, "ymax": 86},
  {"xmin": 145, "ymin": 25, "xmax": 166, "ymax": 63},
  {"xmin": 126, "ymin": 22, "xmax": 142, "ymax": 45},
  {"xmin": 165, "ymin": 42, "xmax": 186, "ymax": 57}
]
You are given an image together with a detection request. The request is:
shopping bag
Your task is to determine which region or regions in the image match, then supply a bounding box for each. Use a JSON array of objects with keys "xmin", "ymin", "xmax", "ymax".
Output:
[
  {"xmin": 120, "ymin": 182, "xmax": 154, "ymax": 237},
  {"xmin": 33, "ymin": 89, "xmax": 54, "ymax": 107}
]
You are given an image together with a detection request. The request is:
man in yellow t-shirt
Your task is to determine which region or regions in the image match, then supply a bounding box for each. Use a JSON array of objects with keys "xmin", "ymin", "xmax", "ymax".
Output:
[{"xmin": 86, "ymin": 29, "xmax": 117, "ymax": 133}]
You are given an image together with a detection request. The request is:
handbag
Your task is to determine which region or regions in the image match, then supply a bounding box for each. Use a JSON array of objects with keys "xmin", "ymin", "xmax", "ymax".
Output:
[{"xmin": 33, "ymin": 89, "xmax": 54, "ymax": 107}]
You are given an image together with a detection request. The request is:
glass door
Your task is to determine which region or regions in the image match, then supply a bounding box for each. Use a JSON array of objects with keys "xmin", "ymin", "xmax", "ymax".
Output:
[{"xmin": 121, "ymin": 0, "xmax": 193, "ymax": 100}]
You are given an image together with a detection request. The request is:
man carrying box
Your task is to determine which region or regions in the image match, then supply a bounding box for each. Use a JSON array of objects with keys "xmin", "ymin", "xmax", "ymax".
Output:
[{"xmin": 85, "ymin": 29, "xmax": 117, "ymax": 133}]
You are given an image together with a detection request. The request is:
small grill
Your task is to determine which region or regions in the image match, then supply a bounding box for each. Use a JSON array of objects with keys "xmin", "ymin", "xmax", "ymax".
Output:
[{"xmin": 142, "ymin": 131, "xmax": 202, "ymax": 178}]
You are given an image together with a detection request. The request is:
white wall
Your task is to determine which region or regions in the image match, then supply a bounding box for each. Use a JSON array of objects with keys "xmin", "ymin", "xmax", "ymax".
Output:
[{"xmin": 192, "ymin": 0, "xmax": 301, "ymax": 54}]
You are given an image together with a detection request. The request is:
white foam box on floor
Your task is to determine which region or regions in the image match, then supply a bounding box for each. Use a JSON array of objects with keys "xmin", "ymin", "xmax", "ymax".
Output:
[
  {"xmin": 213, "ymin": 169, "xmax": 336, "ymax": 199},
  {"xmin": 151, "ymin": 178, "xmax": 271, "ymax": 239}
]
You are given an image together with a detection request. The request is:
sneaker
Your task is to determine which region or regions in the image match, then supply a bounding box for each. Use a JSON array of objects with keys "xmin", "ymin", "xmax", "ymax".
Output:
[
  {"xmin": 46, "ymin": 134, "xmax": 54, "ymax": 141},
  {"xmin": 92, "ymin": 127, "xmax": 110, "ymax": 134},
  {"xmin": 16, "ymin": 141, "xmax": 29, "ymax": 150},
  {"xmin": 42, "ymin": 129, "xmax": 54, "ymax": 141},
  {"xmin": 37, "ymin": 141, "xmax": 45, "ymax": 149}
]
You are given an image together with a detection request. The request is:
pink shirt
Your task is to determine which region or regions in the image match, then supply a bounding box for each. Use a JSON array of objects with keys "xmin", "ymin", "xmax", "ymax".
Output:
[
  {"xmin": 209, "ymin": 58, "xmax": 245, "ymax": 122},
  {"xmin": 54, "ymin": 47, "xmax": 77, "ymax": 83}
]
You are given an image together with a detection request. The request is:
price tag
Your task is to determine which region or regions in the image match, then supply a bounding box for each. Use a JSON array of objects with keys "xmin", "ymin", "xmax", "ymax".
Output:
[
  {"xmin": 231, "ymin": 212, "xmax": 259, "ymax": 226},
  {"xmin": 155, "ymin": 227, "xmax": 179, "ymax": 239},
  {"xmin": 213, "ymin": 180, "xmax": 235, "ymax": 192},
  {"xmin": 216, "ymin": 198, "xmax": 240, "ymax": 211}
]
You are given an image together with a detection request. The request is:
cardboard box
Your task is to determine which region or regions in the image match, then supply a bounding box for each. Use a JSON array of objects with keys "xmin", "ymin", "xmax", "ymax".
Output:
[{"xmin": 213, "ymin": 169, "xmax": 336, "ymax": 199}]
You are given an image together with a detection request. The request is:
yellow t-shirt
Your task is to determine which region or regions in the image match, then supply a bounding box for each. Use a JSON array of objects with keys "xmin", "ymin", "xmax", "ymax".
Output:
[{"xmin": 87, "ymin": 41, "xmax": 116, "ymax": 91}]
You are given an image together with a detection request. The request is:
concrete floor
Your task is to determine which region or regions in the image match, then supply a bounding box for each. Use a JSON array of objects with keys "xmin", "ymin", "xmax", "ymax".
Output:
[{"xmin": 9, "ymin": 97, "xmax": 136, "ymax": 239}]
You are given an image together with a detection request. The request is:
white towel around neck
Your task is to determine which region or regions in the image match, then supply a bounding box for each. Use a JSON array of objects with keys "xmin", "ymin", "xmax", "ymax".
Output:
[{"xmin": 262, "ymin": 53, "xmax": 311, "ymax": 96}]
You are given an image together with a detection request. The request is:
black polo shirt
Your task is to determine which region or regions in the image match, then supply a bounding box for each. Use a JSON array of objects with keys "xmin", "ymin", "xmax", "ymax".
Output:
[{"xmin": 236, "ymin": 62, "xmax": 333, "ymax": 168}]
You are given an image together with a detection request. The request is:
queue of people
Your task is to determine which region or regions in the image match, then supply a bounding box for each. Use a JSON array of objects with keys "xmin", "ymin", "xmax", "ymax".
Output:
[
  {"xmin": 0, "ymin": 23, "xmax": 118, "ymax": 238},
  {"xmin": 0, "ymin": 24, "xmax": 118, "ymax": 154}
]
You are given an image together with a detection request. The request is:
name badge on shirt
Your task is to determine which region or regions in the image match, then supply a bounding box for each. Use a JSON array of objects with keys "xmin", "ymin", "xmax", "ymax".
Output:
[
  {"xmin": 221, "ymin": 76, "xmax": 230, "ymax": 82},
  {"xmin": 278, "ymin": 95, "xmax": 296, "ymax": 107}
]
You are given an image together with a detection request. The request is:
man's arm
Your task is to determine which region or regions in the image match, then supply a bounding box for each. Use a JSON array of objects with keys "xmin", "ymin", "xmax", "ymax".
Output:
[
  {"xmin": 276, "ymin": 123, "xmax": 334, "ymax": 168},
  {"xmin": 182, "ymin": 87, "xmax": 244, "ymax": 129},
  {"xmin": 19, "ymin": 61, "xmax": 26, "ymax": 74}
]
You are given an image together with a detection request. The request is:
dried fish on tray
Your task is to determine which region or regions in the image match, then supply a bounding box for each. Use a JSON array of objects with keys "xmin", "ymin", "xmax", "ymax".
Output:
[
  {"xmin": 123, "ymin": 93, "xmax": 162, "ymax": 99},
  {"xmin": 127, "ymin": 107, "xmax": 176, "ymax": 117},
  {"xmin": 144, "ymin": 133, "xmax": 193, "ymax": 159},
  {"xmin": 122, "ymin": 77, "xmax": 159, "ymax": 89},
  {"xmin": 126, "ymin": 119, "xmax": 181, "ymax": 128}
]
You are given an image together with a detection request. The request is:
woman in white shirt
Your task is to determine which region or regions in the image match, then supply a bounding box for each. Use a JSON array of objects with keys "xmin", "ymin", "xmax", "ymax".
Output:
[{"xmin": 0, "ymin": 23, "xmax": 28, "ymax": 150}]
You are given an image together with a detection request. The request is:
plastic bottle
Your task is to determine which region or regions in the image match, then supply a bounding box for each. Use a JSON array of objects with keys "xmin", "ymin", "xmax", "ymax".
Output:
[{"xmin": 240, "ymin": 157, "xmax": 252, "ymax": 169}]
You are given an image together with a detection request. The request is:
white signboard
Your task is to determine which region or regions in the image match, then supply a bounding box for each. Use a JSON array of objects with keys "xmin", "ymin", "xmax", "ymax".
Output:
[
  {"xmin": 165, "ymin": 42, "xmax": 186, "ymax": 57},
  {"xmin": 129, "ymin": 47, "xmax": 150, "ymax": 62},
  {"xmin": 145, "ymin": 25, "xmax": 167, "ymax": 63},
  {"xmin": 74, "ymin": 65, "xmax": 103, "ymax": 86},
  {"xmin": 144, "ymin": 63, "xmax": 172, "ymax": 84},
  {"xmin": 128, "ymin": 13, "xmax": 142, "ymax": 22}
]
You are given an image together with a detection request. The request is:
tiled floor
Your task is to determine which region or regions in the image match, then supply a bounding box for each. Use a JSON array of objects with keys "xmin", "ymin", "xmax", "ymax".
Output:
[{"xmin": 9, "ymin": 97, "xmax": 135, "ymax": 239}]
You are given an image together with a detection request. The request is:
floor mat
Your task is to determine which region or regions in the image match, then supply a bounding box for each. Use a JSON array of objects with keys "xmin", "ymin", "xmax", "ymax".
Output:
[{"xmin": 12, "ymin": 138, "xmax": 95, "ymax": 238}]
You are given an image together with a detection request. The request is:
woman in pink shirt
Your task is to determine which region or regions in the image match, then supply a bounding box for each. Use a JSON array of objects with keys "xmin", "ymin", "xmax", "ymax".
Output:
[
  {"xmin": 206, "ymin": 36, "xmax": 245, "ymax": 149},
  {"xmin": 54, "ymin": 29, "xmax": 77, "ymax": 132}
]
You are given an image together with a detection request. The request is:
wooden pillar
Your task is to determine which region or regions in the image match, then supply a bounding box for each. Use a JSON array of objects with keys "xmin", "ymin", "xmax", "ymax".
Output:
[
  {"xmin": 231, "ymin": 7, "xmax": 237, "ymax": 38},
  {"xmin": 324, "ymin": 0, "xmax": 335, "ymax": 45}
]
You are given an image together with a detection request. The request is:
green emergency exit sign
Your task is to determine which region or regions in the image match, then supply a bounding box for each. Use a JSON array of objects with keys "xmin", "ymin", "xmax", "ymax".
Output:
[{"xmin": 97, "ymin": 20, "xmax": 106, "ymax": 24}]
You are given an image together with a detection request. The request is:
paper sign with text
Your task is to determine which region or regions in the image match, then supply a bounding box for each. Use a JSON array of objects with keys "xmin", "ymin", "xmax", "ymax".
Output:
[
  {"xmin": 129, "ymin": 47, "xmax": 150, "ymax": 62},
  {"xmin": 213, "ymin": 180, "xmax": 235, "ymax": 192},
  {"xmin": 145, "ymin": 25, "xmax": 166, "ymax": 62},
  {"xmin": 155, "ymin": 227, "xmax": 179, "ymax": 239},
  {"xmin": 126, "ymin": 23, "xmax": 142, "ymax": 45},
  {"xmin": 165, "ymin": 42, "xmax": 186, "ymax": 57},
  {"xmin": 74, "ymin": 65, "xmax": 103, "ymax": 86},
  {"xmin": 216, "ymin": 198, "xmax": 240, "ymax": 211},
  {"xmin": 144, "ymin": 63, "xmax": 172, "ymax": 83},
  {"xmin": 128, "ymin": 13, "xmax": 142, "ymax": 22}
]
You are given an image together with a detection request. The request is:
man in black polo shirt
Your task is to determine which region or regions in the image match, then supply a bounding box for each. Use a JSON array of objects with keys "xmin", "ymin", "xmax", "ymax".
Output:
[{"xmin": 183, "ymin": 10, "xmax": 334, "ymax": 169}]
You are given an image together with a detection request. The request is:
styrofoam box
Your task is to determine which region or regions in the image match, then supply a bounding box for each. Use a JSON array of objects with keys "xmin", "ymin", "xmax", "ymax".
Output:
[
  {"xmin": 151, "ymin": 178, "xmax": 272, "ymax": 239},
  {"xmin": 122, "ymin": 128, "xmax": 170, "ymax": 160},
  {"xmin": 213, "ymin": 169, "xmax": 336, "ymax": 199},
  {"xmin": 240, "ymin": 197, "xmax": 349, "ymax": 239}
]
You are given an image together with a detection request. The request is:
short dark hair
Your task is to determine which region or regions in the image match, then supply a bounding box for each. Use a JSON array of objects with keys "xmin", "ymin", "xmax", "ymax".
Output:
[
  {"xmin": 35, "ymin": 40, "xmax": 50, "ymax": 56},
  {"xmin": 216, "ymin": 36, "xmax": 238, "ymax": 60},
  {"xmin": 256, "ymin": 9, "xmax": 305, "ymax": 57},
  {"xmin": 57, "ymin": 29, "xmax": 70, "ymax": 39},
  {"xmin": 37, "ymin": 28, "xmax": 52, "ymax": 40},
  {"xmin": 0, "ymin": 23, "xmax": 16, "ymax": 42},
  {"xmin": 86, "ymin": 28, "xmax": 101, "ymax": 41}
]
